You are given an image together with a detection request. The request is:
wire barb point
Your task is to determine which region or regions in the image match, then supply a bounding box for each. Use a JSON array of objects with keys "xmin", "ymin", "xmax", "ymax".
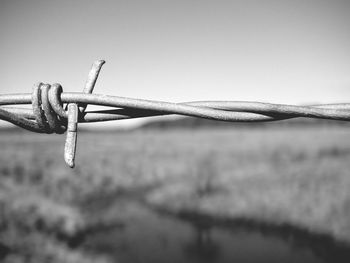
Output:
[{"xmin": 64, "ymin": 103, "xmax": 78, "ymax": 168}]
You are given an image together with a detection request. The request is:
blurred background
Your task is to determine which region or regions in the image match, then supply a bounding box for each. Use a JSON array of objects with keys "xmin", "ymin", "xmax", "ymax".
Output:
[{"xmin": 1, "ymin": 1, "xmax": 350, "ymax": 262}]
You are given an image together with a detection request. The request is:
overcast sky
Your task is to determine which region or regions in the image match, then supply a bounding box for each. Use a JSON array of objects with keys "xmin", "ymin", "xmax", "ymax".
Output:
[{"xmin": 1, "ymin": 0, "xmax": 350, "ymax": 127}]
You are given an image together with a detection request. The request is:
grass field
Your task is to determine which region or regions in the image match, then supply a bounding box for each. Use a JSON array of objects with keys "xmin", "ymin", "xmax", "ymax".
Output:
[{"xmin": 0, "ymin": 126, "xmax": 350, "ymax": 262}]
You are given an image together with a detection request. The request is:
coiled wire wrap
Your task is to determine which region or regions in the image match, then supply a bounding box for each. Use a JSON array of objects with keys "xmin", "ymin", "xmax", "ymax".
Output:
[{"xmin": 0, "ymin": 60, "xmax": 350, "ymax": 167}]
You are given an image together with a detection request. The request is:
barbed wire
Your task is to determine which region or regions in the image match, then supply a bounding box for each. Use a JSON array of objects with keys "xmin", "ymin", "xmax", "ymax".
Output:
[{"xmin": 1, "ymin": 60, "xmax": 350, "ymax": 168}]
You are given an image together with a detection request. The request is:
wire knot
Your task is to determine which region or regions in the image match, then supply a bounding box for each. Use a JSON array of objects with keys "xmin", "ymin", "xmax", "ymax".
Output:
[
  {"xmin": 31, "ymin": 83, "xmax": 79, "ymax": 167},
  {"xmin": 28, "ymin": 60, "xmax": 105, "ymax": 168},
  {"xmin": 32, "ymin": 83, "xmax": 67, "ymax": 134}
]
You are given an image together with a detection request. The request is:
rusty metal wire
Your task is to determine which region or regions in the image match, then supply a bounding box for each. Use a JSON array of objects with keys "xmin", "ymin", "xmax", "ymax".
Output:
[{"xmin": 1, "ymin": 60, "xmax": 350, "ymax": 168}]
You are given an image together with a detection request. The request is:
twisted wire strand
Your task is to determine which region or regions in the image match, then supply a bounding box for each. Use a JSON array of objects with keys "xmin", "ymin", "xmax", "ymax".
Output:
[
  {"xmin": 1, "ymin": 92, "xmax": 350, "ymax": 124},
  {"xmin": 0, "ymin": 59, "xmax": 349, "ymax": 168}
]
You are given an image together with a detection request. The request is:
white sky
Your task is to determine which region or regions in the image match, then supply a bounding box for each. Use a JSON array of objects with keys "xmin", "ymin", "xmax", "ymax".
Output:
[{"xmin": 1, "ymin": 0, "xmax": 350, "ymax": 127}]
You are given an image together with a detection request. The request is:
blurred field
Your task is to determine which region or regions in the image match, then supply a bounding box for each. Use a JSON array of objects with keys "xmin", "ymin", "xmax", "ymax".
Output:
[{"xmin": 0, "ymin": 126, "xmax": 350, "ymax": 262}]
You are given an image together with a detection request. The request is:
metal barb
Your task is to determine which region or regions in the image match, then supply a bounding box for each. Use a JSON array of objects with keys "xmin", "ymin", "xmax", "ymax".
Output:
[
  {"xmin": 79, "ymin": 60, "xmax": 105, "ymax": 113},
  {"xmin": 64, "ymin": 103, "xmax": 78, "ymax": 168},
  {"xmin": 63, "ymin": 59, "xmax": 105, "ymax": 168}
]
